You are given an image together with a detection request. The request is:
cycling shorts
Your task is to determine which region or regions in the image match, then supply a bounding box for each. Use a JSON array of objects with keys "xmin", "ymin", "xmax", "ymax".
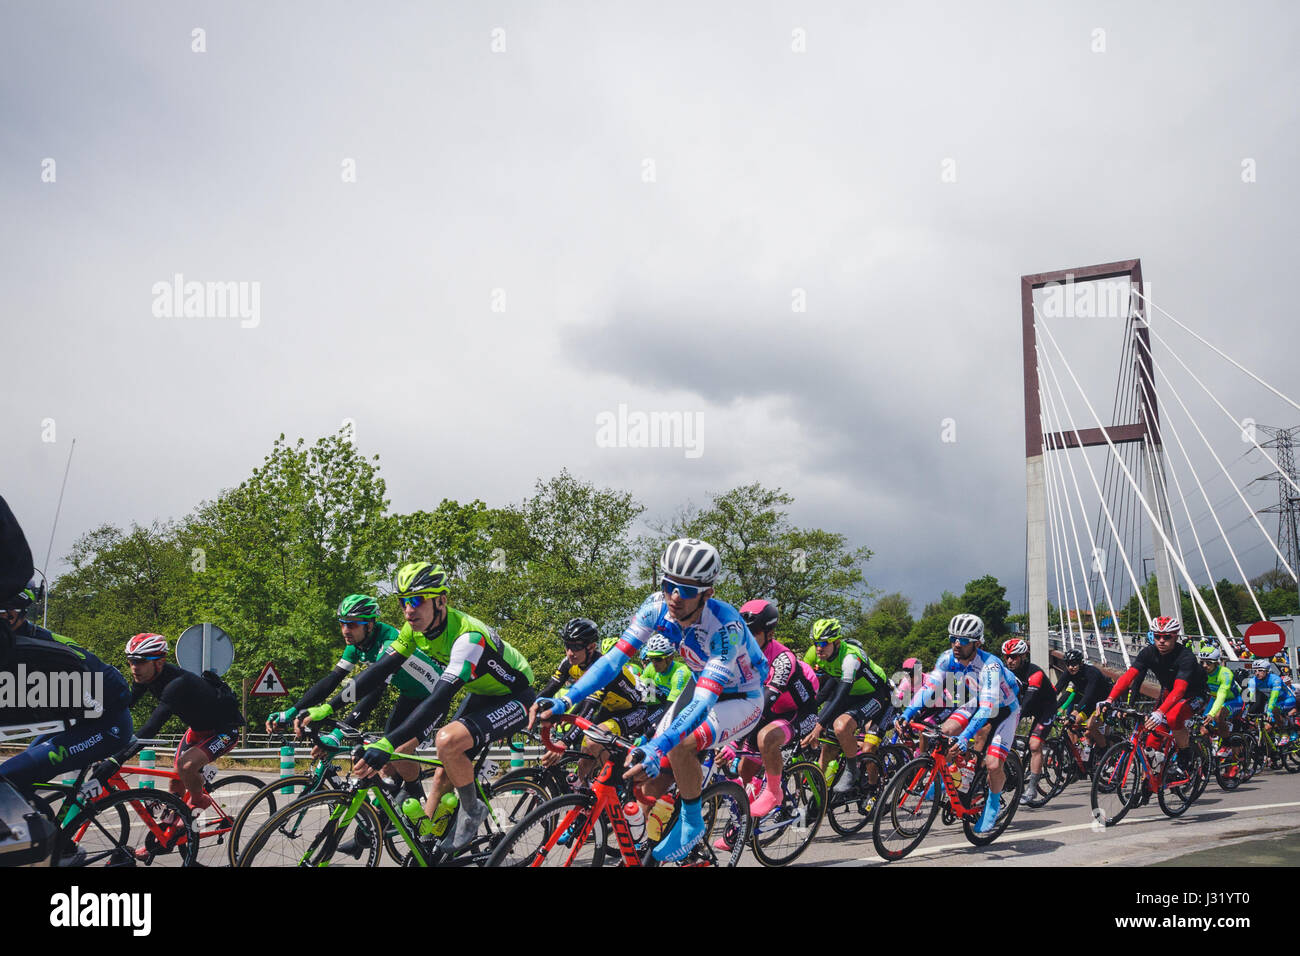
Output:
[
  {"xmin": 1163, "ymin": 694, "xmax": 1206, "ymax": 732},
  {"xmin": 176, "ymin": 727, "xmax": 240, "ymax": 765},
  {"xmin": 949, "ymin": 703, "xmax": 1019, "ymax": 761},
  {"xmin": 841, "ymin": 694, "xmax": 892, "ymax": 731},
  {"xmin": 653, "ymin": 693, "xmax": 764, "ymax": 754},
  {"xmin": 447, "ymin": 692, "xmax": 532, "ymax": 757}
]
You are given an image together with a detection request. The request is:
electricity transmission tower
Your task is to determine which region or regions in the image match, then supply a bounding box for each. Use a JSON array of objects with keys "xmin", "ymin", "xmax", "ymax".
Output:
[{"xmin": 1257, "ymin": 425, "xmax": 1300, "ymax": 581}]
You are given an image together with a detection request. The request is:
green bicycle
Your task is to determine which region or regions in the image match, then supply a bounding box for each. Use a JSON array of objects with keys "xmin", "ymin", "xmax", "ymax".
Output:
[{"xmin": 236, "ymin": 731, "xmax": 550, "ymax": 867}]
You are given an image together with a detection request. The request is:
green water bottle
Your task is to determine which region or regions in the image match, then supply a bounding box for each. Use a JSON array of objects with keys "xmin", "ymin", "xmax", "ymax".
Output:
[{"xmin": 429, "ymin": 792, "xmax": 459, "ymax": 837}]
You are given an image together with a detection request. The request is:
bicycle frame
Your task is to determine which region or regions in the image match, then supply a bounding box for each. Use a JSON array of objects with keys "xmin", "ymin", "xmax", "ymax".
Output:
[
  {"xmin": 895, "ymin": 723, "xmax": 984, "ymax": 820},
  {"xmin": 535, "ymin": 717, "xmax": 647, "ymax": 867},
  {"xmin": 39, "ymin": 766, "xmax": 190, "ymax": 854},
  {"xmin": 1099, "ymin": 710, "xmax": 1182, "ymax": 796}
]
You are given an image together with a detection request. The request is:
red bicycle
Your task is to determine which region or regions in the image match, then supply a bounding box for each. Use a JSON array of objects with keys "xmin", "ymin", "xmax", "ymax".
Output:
[
  {"xmin": 871, "ymin": 722, "xmax": 1024, "ymax": 861},
  {"xmin": 485, "ymin": 714, "xmax": 752, "ymax": 867},
  {"xmin": 1089, "ymin": 704, "xmax": 1209, "ymax": 825}
]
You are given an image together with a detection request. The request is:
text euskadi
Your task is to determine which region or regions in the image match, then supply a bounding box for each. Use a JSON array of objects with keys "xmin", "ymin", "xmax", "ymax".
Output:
[{"xmin": 50, "ymin": 887, "xmax": 151, "ymax": 936}]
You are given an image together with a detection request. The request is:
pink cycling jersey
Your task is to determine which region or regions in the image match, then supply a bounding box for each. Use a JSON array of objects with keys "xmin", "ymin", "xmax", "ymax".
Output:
[{"xmin": 762, "ymin": 638, "xmax": 820, "ymax": 715}]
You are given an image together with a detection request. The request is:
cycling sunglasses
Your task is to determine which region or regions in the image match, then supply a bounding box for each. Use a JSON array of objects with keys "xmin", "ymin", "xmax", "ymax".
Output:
[
  {"xmin": 126, "ymin": 654, "xmax": 164, "ymax": 663},
  {"xmin": 399, "ymin": 595, "xmax": 430, "ymax": 608},
  {"xmin": 949, "ymin": 635, "xmax": 978, "ymax": 646},
  {"xmin": 661, "ymin": 576, "xmax": 705, "ymax": 600},
  {"xmin": 813, "ymin": 639, "xmax": 835, "ymax": 649},
  {"xmin": 338, "ymin": 616, "xmax": 369, "ymax": 625}
]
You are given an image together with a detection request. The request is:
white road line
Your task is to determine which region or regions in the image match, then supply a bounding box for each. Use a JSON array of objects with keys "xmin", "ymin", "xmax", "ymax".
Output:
[{"xmin": 842, "ymin": 799, "xmax": 1300, "ymax": 865}]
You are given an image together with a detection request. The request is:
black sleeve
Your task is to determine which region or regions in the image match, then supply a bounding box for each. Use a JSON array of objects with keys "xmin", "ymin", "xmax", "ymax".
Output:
[
  {"xmin": 294, "ymin": 666, "xmax": 349, "ymax": 712},
  {"xmin": 539, "ymin": 665, "xmax": 567, "ymax": 699},
  {"xmin": 379, "ymin": 672, "xmax": 465, "ymax": 747},
  {"xmin": 328, "ymin": 650, "xmax": 404, "ymax": 712},
  {"xmin": 342, "ymin": 685, "xmax": 387, "ymax": 727},
  {"xmin": 136, "ymin": 699, "xmax": 174, "ymax": 740}
]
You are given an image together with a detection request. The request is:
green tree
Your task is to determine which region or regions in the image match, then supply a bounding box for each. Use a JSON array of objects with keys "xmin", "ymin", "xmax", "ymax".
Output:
[
  {"xmin": 862, "ymin": 593, "xmax": 915, "ymax": 672},
  {"xmin": 644, "ymin": 483, "xmax": 874, "ymax": 653},
  {"xmin": 960, "ymin": 574, "xmax": 1011, "ymax": 638},
  {"xmin": 903, "ymin": 591, "xmax": 966, "ymax": 670}
]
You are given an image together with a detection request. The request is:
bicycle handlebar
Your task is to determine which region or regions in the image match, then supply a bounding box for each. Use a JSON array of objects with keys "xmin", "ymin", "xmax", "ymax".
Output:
[{"xmin": 541, "ymin": 715, "xmax": 636, "ymax": 755}]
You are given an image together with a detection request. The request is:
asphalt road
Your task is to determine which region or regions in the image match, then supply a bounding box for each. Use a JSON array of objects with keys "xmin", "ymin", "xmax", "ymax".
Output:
[{"xmin": 784, "ymin": 765, "xmax": 1300, "ymax": 867}]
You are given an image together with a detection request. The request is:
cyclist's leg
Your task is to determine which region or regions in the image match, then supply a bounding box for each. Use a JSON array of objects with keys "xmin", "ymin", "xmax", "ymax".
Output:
[
  {"xmin": 440, "ymin": 693, "xmax": 531, "ymax": 850},
  {"xmin": 0, "ymin": 710, "xmax": 132, "ymax": 794},
  {"xmin": 175, "ymin": 728, "xmax": 239, "ymax": 809}
]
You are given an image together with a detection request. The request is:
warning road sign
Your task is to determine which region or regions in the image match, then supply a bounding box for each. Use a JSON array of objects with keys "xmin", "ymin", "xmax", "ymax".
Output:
[{"xmin": 251, "ymin": 662, "xmax": 287, "ymax": 696}]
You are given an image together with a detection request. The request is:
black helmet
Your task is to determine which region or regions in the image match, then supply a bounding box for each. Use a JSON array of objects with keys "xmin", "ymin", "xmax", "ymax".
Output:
[
  {"xmin": 4, "ymin": 576, "xmax": 42, "ymax": 614},
  {"xmin": 1063, "ymin": 649, "xmax": 1084, "ymax": 666},
  {"xmin": 560, "ymin": 618, "xmax": 599, "ymax": 648}
]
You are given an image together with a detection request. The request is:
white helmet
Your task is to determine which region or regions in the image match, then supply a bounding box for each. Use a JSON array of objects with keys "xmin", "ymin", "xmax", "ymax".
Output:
[
  {"xmin": 660, "ymin": 538, "xmax": 721, "ymax": 586},
  {"xmin": 1197, "ymin": 646, "xmax": 1221, "ymax": 662},
  {"xmin": 948, "ymin": 613, "xmax": 985, "ymax": 641}
]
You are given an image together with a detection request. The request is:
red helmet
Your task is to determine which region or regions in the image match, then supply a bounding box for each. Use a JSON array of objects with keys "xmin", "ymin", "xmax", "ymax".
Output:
[
  {"xmin": 1001, "ymin": 639, "xmax": 1029, "ymax": 657},
  {"xmin": 1147, "ymin": 616, "xmax": 1181, "ymax": 643},
  {"xmin": 739, "ymin": 599, "xmax": 778, "ymax": 633},
  {"xmin": 125, "ymin": 633, "xmax": 169, "ymax": 661}
]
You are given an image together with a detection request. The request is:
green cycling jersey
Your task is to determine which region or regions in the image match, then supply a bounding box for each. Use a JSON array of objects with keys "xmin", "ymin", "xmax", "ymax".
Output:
[
  {"xmin": 803, "ymin": 640, "xmax": 889, "ymax": 697},
  {"xmin": 639, "ymin": 659, "xmax": 692, "ymax": 706},
  {"xmin": 339, "ymin": 621, "xmax": 442, "ymax": 698},
  {"xmin": 392, "ymin": 607, "xmax": 534, "ymax": 695}
]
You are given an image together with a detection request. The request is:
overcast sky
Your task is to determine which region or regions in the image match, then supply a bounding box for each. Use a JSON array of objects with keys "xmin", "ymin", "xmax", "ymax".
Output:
[{"xmin": 4, "ymin": 1, "xmax": 1300, "ymax": 617}]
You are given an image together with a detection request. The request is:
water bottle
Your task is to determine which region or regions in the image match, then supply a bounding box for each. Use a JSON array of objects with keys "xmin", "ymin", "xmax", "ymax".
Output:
[
  {"xmin": 1148, "ymin": 750, "xmax": 1164, "ymax": 772},
  {"xmin": 623, "ymin": 802, "xmax": 646, "ymax": 844},
  {"xmin": 646, "ymin": 796, "xmax": 675, "ymax": 842},
  {"xmin": 1080, "ymin": 741, "xmax": 1091, "ymax": 761},
  {"xmin": 429, "ymin": 791, "xmax": 459, "ymax": 837},
  {"xmin": 401, "ymin": 797, "xmax": 431, "ymax": 834}
]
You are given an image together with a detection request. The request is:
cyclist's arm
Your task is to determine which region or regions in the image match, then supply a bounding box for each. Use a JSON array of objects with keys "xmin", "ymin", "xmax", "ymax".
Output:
[
  {"xmin": 325, "ymin": 647, "xmax": 405, "ymax": 712},
  {"xmin": 814, "ymin": 653, "xmax": 862, "ymax": 727},
  {"xmin": 900, "ymin": 664, "xmax": 946, "ymax": 720},
  {"xmin": 1106, "ymin": 666, "xmax": 1141, "ymax": 703},
  {"xmin": 342, "ymin": 684, "xmax": 387, "ymax": 727},
  {"xmin": 290, "ymin": 664, "xmax": 350, "ymax": 715},
  {"xmin": 1207, "ymin": 669, "xmax": 1232, "ymax": 719},
  {"xmin": 1021, "ymin": 669, "xmax": 1049, "ymax": 713},
  {"xmin": 956, "ymin": 663, "xmax": 1004, "ymax": 742},
  {"xmin": 550, "ymin": 637, "xmax": 641, "ymax": 709},
  {"xmin": 135, "ymin": 701, "xmax": 174, "ymax": 740}
]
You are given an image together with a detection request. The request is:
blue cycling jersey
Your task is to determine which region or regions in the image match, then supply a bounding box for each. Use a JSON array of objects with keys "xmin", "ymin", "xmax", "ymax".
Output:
[
  {"xmin": 902, "ymin": 647, "xmax": 1019, "ymax": 742},
  {"xmin": 554, "ymin": 593, "xmax": 769, "ymax": 756},
  {"xmin": 1246, "ymin": 673, "xmax": 1296, "ymax": 711}
]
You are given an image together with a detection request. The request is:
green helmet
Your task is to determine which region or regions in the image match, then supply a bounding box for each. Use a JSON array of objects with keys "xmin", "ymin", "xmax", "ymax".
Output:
[
  {"xmin": 337, "ymin": 594, "xmax": 379, "ymax": 621},
  {"xmin": 394, "ymin": 562, "xmax": 450, "ymax": 598},
  {"xmin": 810, "ymin": 618, "xmax": 842, "ymax": 643},
  {"xmin": 600, "ymin": 635, "xmax": 619, "ymax": 655}
]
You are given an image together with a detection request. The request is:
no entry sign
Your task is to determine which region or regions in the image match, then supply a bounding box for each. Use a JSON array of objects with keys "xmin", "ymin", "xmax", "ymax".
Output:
[{"xmin": 1243, "ymin": 620, "xmax": 1287, "ymax": 659}]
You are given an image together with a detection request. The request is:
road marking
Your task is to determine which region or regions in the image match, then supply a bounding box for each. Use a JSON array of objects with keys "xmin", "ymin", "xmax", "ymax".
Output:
[{"xmin": 842, "ymin": 799, "xmax": 1300, "ymax": 865}]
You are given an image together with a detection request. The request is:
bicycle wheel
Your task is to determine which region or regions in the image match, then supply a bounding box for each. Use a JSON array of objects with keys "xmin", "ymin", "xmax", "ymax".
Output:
[
  {"xmin": 827, "ymin": 753, "xmax": 884, "ymax": 835},
  {"xmin": 1188, "ymin": 739, "xmax": 1211, "ymax": 801},
  {"xmin": 877, "ymin": 744, "xmax": 913, "ymax": 783},
  {"xmin": 1283, "ymin": 735, "xmax": 1300, "ymax": 774},
  {"xmin": 1212, "ymin": 737, "xmax": 1247, "ymax": 791},
  {"xmin": 224, "ymin": 773, "xmax": 320, "ymax": 867},
  {"xmin": 65, "ymin": 788, "xmax": 199, "ymax": 867},
  {"xmin": 33, "ymin": 784, "xmax": 130, "ymax": 855},
  {"xmin": 1090, "ymin": 743, "xmax": 1141, "ymax": 827},
  {"xmin": 749, "ymin": 760, "xmax": 825, "ymax": 867},
  {"xmin": 667, "ymin": 778, "xmax": 752, "ymax": 867},
  {"xmin": 484, "ymin": 792, "xmax": 608, "ymax": 867},
  {"xmin": 1158, "ymin": 745, "xmax": 1206, "ymax": 818},
  {"xmin": 194, "ymin": 774, "xmax": 263, "ymax": 868},
  {"xmin": 962, "ymin": 751, "xmax": 1023, "ymax": 847},
  {"xmin": 238, "ymin": 790, "xmax": 383, "ymax": 867},
  {"xmin": 871, "ymin": 756, "xmax": 940, "ymax": 861}
]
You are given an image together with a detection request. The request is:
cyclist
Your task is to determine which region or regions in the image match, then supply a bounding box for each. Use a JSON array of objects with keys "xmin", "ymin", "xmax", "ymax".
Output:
[
  {"xmin": 267, "ymin": 593, "xmax": 440, "ymax": 801},
  {"xmin": 532, "ymin": 537, "xmax": 769, "ymax": 863},
  {"xmin": 799, "ymin": 618, "xmax": 892, "ymax": 797},
  {"xmin": 1245, "ymin": 658, "xmax": 1297, "ymax": 742},
  {"xmin": 536, "ymin": 617, "xmax": 649, "ymax": 783},
  {"xmin": 737, "ymin": 599, "xmax": 820, "ymax": 817},
  {"xmin": 635, "ymin": 634, "xmax": 693, "ymax": 719},
  {"xmin": 124, "ymin": 633, "xmax": 247, "ymax": 813},
  {"xmin": 1056, "ymin": 649, "xmax": 1112, "ymax": 756},
  {"xmin": 1199, "ymin": 646, "xmax": 1243, "ymax": 735},
  {"xmin": 1098, "ymin": 616, "xmax": 1206, "ymax": 781},
  {"xmin": 1001, "ymin": 638, "xmax": 1055, "ymax": 806},
  {"xmin": 895, "ymin": 613, "xmax": 1020, "ymax": 834},
  {"xmin": 0, "ymin": 631, "xmax": 134, "ymax": 796},
  {"xmin": 306, "ymin": 562, "xmax": 535, "ymax": 853}
]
